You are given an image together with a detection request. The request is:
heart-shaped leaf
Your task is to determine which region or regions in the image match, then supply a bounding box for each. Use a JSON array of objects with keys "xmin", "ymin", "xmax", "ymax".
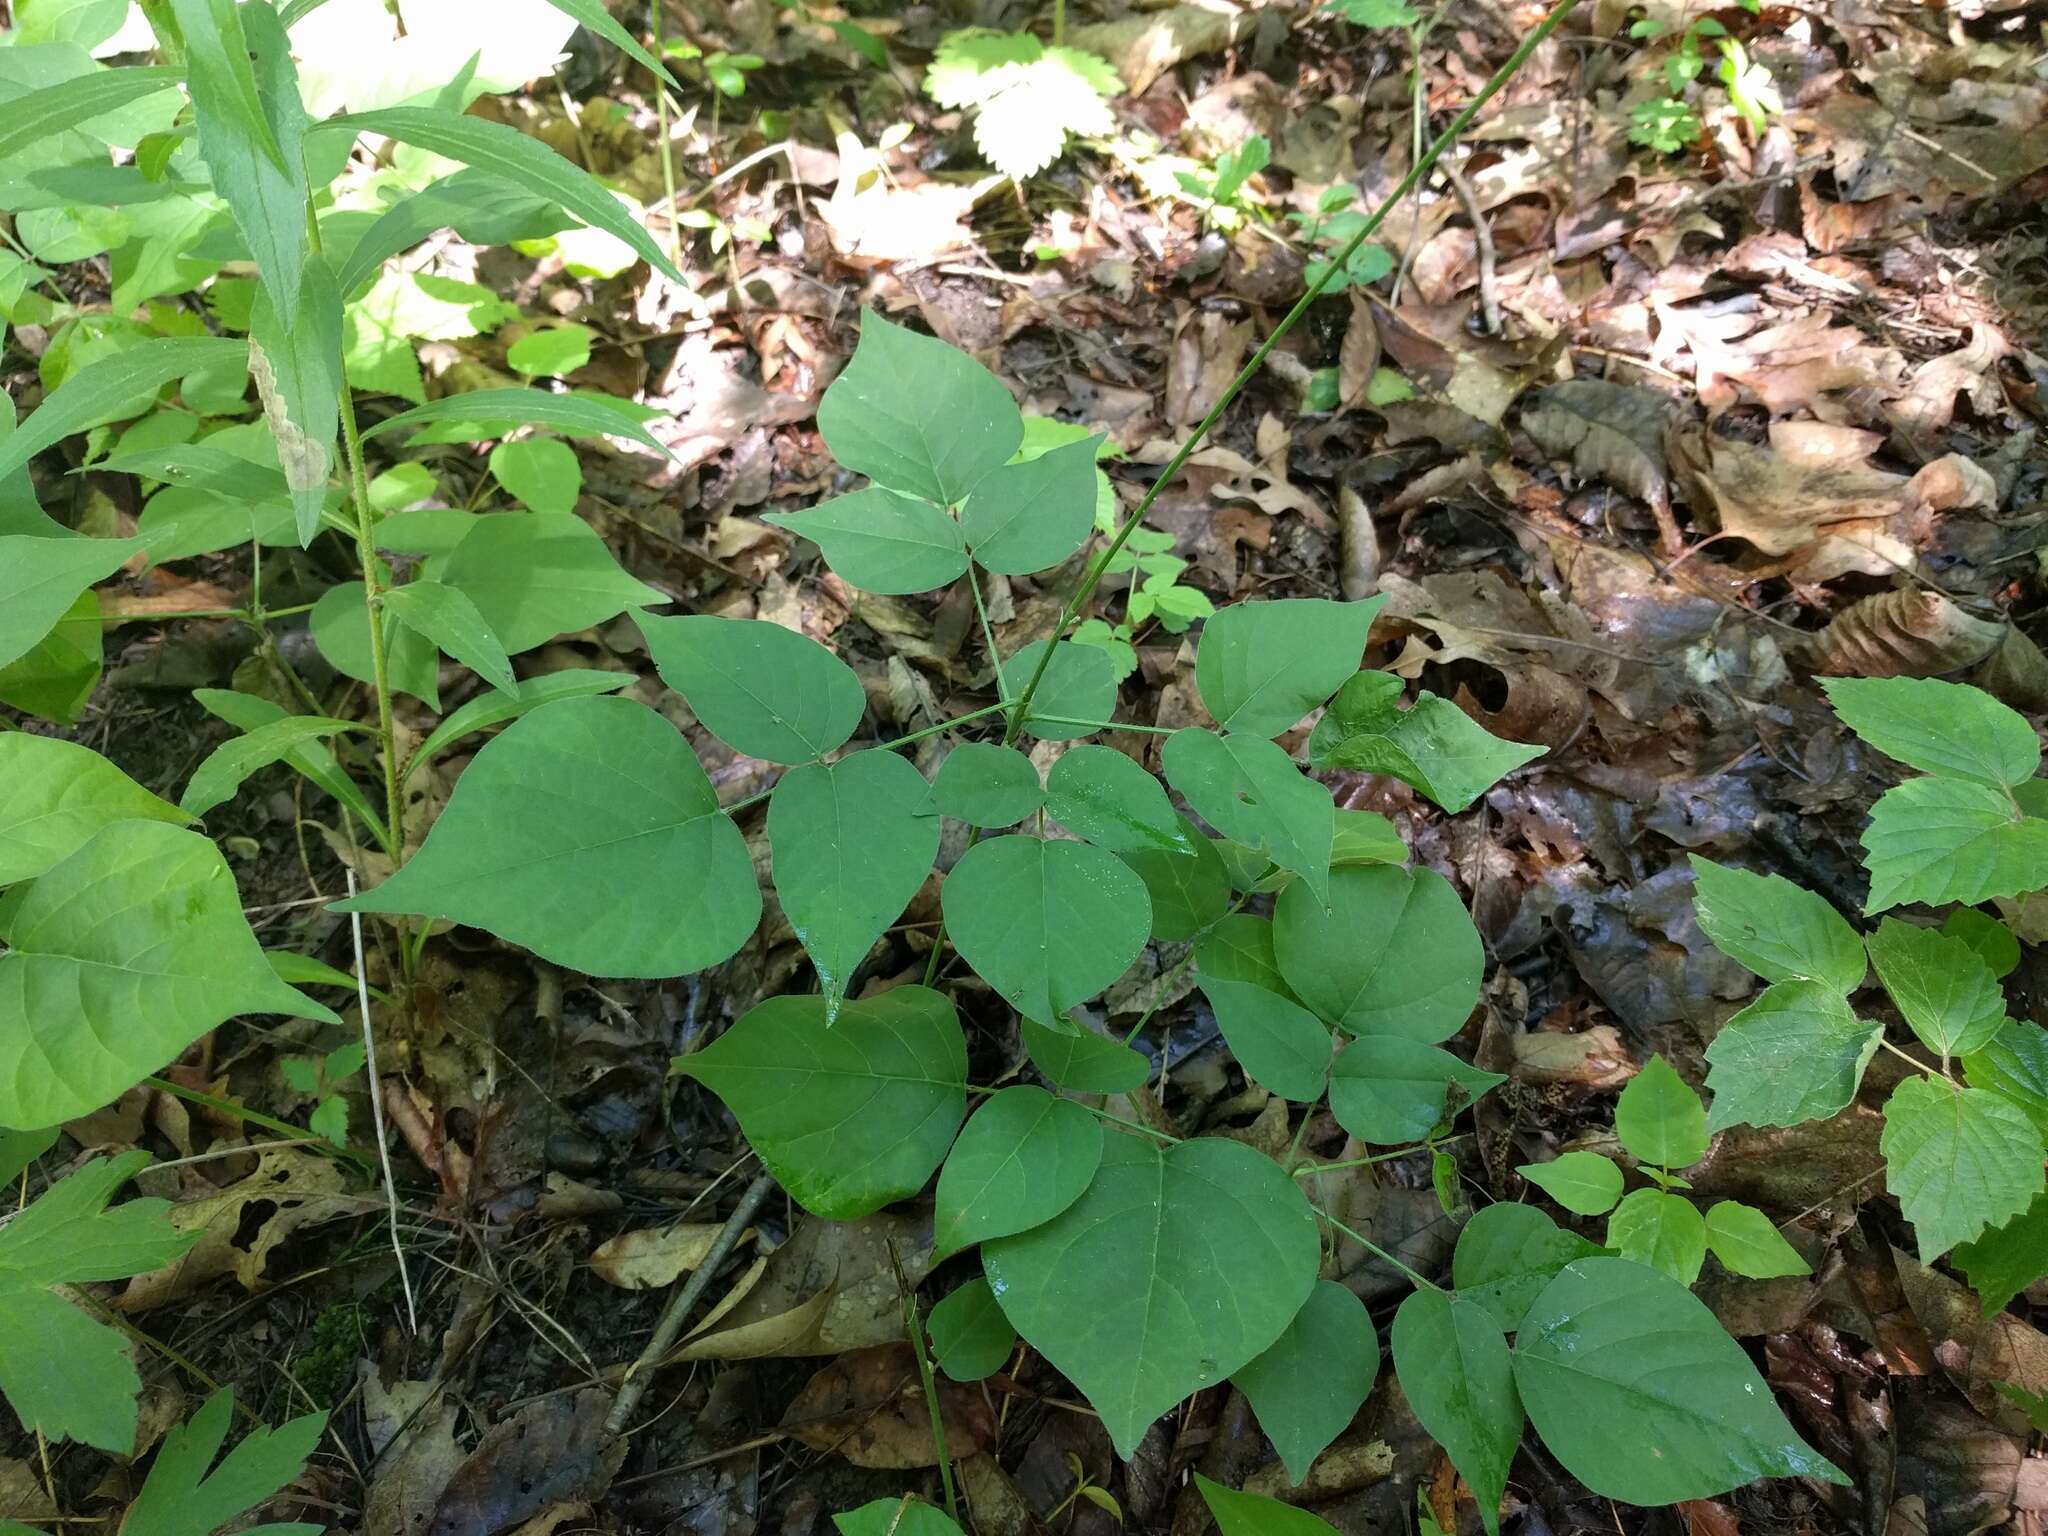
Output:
[
  {"xmin": 1273, "ymin": 864, "xmax": 1479, "ymax": 1040},
  {"xmin": 1195, "ymin": 598, "xmax": 1381, "ymax": 739},
  {"xmin": 0, "ymin": 734, "xmax": 190, "ymax": 885},
  {"xmin": 765, "ymin": 486, "xmax": 968, "ymax": 594},
  {"xmin": 1163, "ymin": 729, "xmax": 1332, "ymax": 905},
  {"xmin": 934, "ymin": 1085, "xmax": 1103, "ymax": 1257},
  {"xmin": 438, "ymin": 511, "xmax": 665, "ymax": 654},
  {"xmin": 1232, "ymin": 1280, "xmax": 1380, "ymax": 1484}
]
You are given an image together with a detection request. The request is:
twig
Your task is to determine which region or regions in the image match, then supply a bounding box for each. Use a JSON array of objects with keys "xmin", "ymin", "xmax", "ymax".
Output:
[
  {"xmin": 349, "ymin": 869, "xmax": 418, "ymax": 1336},
  {"xmin": 605, "ymin": 1169, "xmax": 777, "ymax": 1439},
  {"xmin": 1438, "ymin": 155, "xmax": 1498, "ymax": 335},
  {"xmin": 891, "ymin": 1240, "xmax": 960, "ymax": 1525}
]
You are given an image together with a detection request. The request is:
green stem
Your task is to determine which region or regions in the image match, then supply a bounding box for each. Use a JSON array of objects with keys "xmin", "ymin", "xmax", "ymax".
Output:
[
  {"xmin": 968, "ymin": 565, "xmax": 1008, "ymax": 702},
  {"xmin": 650, "ymin": 0, "xmax": 684, "ymax": 274},
  {"xmin": 1033, "ymin": 714, "xmax": 1174, "ymax": 736},
  {"xmin": 1294, "ymin": 1137, "xmax": 1465, "ymax": 1178},
  {"xmin": 891, "ymin": 1241, "xmax": 961, "ymax": 1526},
  {"xmin": 997, "ymin": 0, "xmax": 1582, "ymax": 742},
  {"xmin": 1121, "ymin": 893, "xmax": 1250, "ymax": 1046},
  {"xmin": 145, "ymin": 1076, "xmax": 375, "ymax": 1171},
  {"xmin": 718, "ymin": 701, "xmax": 1014, "ymax": 817},
  {"xmin": 1313, "ymin": 1204, "xmax": 1444, "ymax": 1293}
]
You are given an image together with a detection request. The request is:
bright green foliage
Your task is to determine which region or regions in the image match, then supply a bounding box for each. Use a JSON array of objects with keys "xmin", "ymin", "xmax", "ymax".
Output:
[
  {"xmin": 0, "ymin": 532, "xmax": 145, "ymax": 671},
  {"xmin": 1823, "ymin": 677, "xmax": 2040, "ymax": 788},
  {"xmin": 1605, "ymin": 1188, "xmax": 1706, "ymax": 1284},
  {"xmin": 0, "ymin": 822, "xmax": 335, "ymax": 1128},
  {"xmin": 1331, "ymin": 809, "xmax": 1406, "ymax": 866},
  {"xmin": 489, "ymin": 437, "xmax": 583, "ymax": 516},
  {"xmin": 1044, "ymin": 745, "xmax": 1191, "ymax": 855},
  {"xmin": 1615, "ymin": 1055, "xmax": 1708, "ymax": 1168},
  {"xmin": 1391, "ymin": 1289, "xmax": 1521, "ymax": 1536},
  {"xmin": 1517, "ymin": 1150, "xmax": 1623, "ymax": 1216},
  {"xmin": 1020, "ymin": 1019, "xmax": 1148, "ymax": 1093},
  {"xmin": 1688, "ymin": 856, "xmax": 1867, "ymax": 993},
  {"xmin": 1274, "ymin": 865, "xmax": 1481, "ymax": 1040},
  {"xmin": 180, "ymin": 713, "xmax": 365, "ymax": 817},
  {"xmin": 1944, "ymin": 907, "xmax": 2021, "ymax": 978},
  {"xmin": 0, "ymin": 734, "xmax": 190, "ymax": 884},
  {"xmin": 816, "ymin": 310, "xmax": 1022, "ymax": 506},
  {"xmin": 367, "ymin": 389, "xmax": 671, "ymax": 456},
  {"xmin": 1163, "ymin": 729, "xmax": 1333, "ymax": 901},
  {"xmin": 195, "ymin": 689, "xmax": 385, "ymax": 841},
  {"xmin": 768, "ymin": 752, "xmax": 938, "ymax": 1020},
  {"xmin": 1861, "ymin": 777, "xmax": 2048, "ymax": 912},
  {"xmin": 1328, "ymin": 1037, "xmax": 1502, "ymax": 1144},
  {"xmin": 1232, "ymin": 1281, "xmax": 1379, "ymax": 1484},
  {"xmin": 1702, "ymin": 981, "xmax": 1881, "ymax": 1132},
  {"xmin": 640, "ymin": 612, "xmax": 865, "ymax": 763},
  {"xmin": 1515, "ymin": 1259, "xmax": 1846, "ymax": 1502},
  {"xmin": 0, "ymin": 1153, "xmax": 195, "ymax": 1452},
  {"xmin": 1006, "ymin": 638, "xmax": 1116, "ymax": 741},
  {"xmin": 437, "ymin": 511, "xmax": 664, "ymax": 655},
  {"xmin": 928, "ymin": 1278, "xmax": 1016, "ymax": 1381},
  {"xmin": 0, "ymin": 590, "xmax": 100, "ymax": 725},
  {"xmin": 1865, "ymin": 918, "xmax": 2007, "ymax": 1058},
  {"xmin": 1196, "ymin": 1474, "xmax": 1343, "ymax": 1536},
  {"xmin": 673, "ymin": 989, "xmax": 966, "ymax": 1220},
  {"xmin": 934, "ymin": 1086, "xmax": 1102, "ymax": 1257},
  {"xmin": 1879, "ymin": 1076, "xmax": 2044, "ymax": 1259},
  {"xmin": 942, "ymin": 836, "xmax": 1150, "ymax": 1026},
  {"xmin": 928, "ymin": 743, "xmax": 1043, "ymax": 827},
  {"xmin": 507, "ymin": 324, "xmax": 593, "ymax": 377},
  {"xmin": 1967, "ymin": 1023, "xmax": 2048, "ymax": 1137},
  {"xmin": 0, "ymin": 1129, "xmax": 57, "ymax": 1187},
  {"xmin": 1195, "ymin": 597, "xmax": 1381, "ymax": 739},
  {"xmin": 959, "ymin": 435, "xmax": 1100, "ymax": 574},
  {"xmin": 115, "ymin": 1387, "xmax": 324, "ymax": 1536},
  {"xmin": 923, "ymin": 30, "xmax": 1119, "ymax": 182},
  {"xmin": 1950, "ymin": 1192, "xmax": 2048, "ymax": 1313},
  {"xmin": 311, "ymin": 580, "xmax": 443, "ymax": 708},
  {"xmin": 335, "ymin": 696, "xmax": 759, "ymax": 979},
  {"xmin": 1196, "ymin": 914, "xmax": 1295, "ymax": 995},
  {"xmin": 405, "ymin": 669, "xmax": 630, "ymax": 775},
  {"xmin": 381, "ymin": 579, "xmax": 519, "ymax": 696},
  {"xmin": 765, "ymin": 487, "xmax": 969, "ymax": 594},
  {"xmin": 1122, "ymin": 824, "xmax": 1232, "ymax": 940},
  {"xmin": 1701, "ymin": 1201, "xmax": 1809, "ymax": 1279},
  {"xmin": 1308, "ymin": 673, "xmax": 1541, "ymax": 812},
  {"xmin": 0, "ymin": 339, "xmax": 244, "ymax": 488},
  {"xmin": 1202, "ymin": 978, "xmax": 1333, "ymax": 1102},
  {"xmin": 833, "ymin": 1498, "xmax": 964, "ymax": 1536},
  {"xmin": 1450, "ymin": 1204, "xmax": 1600, "ymax": 1331},
  {"xmin": 984, "ymin": 1134, "xmax": 1319, "ymax": 1456}
]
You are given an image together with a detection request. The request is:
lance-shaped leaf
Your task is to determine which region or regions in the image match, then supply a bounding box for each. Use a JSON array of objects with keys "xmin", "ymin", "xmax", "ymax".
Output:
[
  {"xmin": 1195, "ymin": 598, "xmax": 1381, "ymax": 739},
  {"xmin": 1308, "ymin": 672, "xmax": 1540, "ymax": 812},
  {"xmin": 0, "ymin": 822, "xmax": 337, "ymax": 1129},
  {"xmin": 959, "ymin": 434, "xmax": 1099, "ymax": 575},
  {"xmin": 382, "ymin": 578, "xmax": 518, "ymax": 696},
  {"xmin": 768, "ymin": 750, "xmax": 938, "ymax": 1020},
  {"xmin": 364, "ymin": 389, "xmax": 675, "ymax": 459},
  {"xmin": 934, "ymin": 1085, "xmax": 1102, "ymax": 1257},
  {"xmin": 984, "ymin": 1133, "xmax": 1320, "ymax": 1456},
  {"xmin": 1163, "ymin": 729, "xmax": 1333, "ymax": 905},
  {"xmin": 439, "ymin": 511, "xmax": 666, "ymax": 654},
  {"xmin": 674, "ymin": 988, "xmax": 966, "ymax": 1220},
  {"xmin": 0, "ymin": 340, "xmax": 245, "ymax": 487},
  {"xmin": 639, "ymin": 612, "xmax": 866, "ymax": 763},
  {"xmin": 1880, "ymin": 1076, "xmax": 2045, "ymax": 1259},
  {"xmin": 334, "ymin": 695, "xmax": 760, "ymax": 979},
  {"xmin": 404, "ymin": 669, "xmax": 630, "ymax": 780},
  {"xmin": 1232, "ymin": 1281, "xmax": 1380, "ymax": 1484},
  {"xmin": 0, "ymin": 67, "xmax": 180, "ymax": 164},
  {"xmin": 194, "ymin": 689, "xmax": 385, "ymax": 844},
  {"xmin": 0, "ymin": 734, "xmax": 190, "ymax": 885},
  {"xmin": 249, "ymin": 258, "xmax": 344, "ymax": 544},
  {"xmin": 1273, "ymin": 864, "xmax": 1479, "ymax": 1040},
  {"xmin": 1687, "ymin": 855, "xmax": 1867, "ymax": 993},
  {"xmin": 763, "ymin": 487, "xmax": 969, "ymax": 594},
  {"xmin": 1391, "ymin": 1290, "xmax": 1521, "ymax": 1536},
  {"xmin": 180, "ymin": 714, "xmax": 366, "ymax": 818}
]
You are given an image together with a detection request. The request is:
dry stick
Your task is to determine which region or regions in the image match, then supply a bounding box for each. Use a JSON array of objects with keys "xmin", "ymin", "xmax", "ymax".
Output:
[
  {"xmin": 605, "ymin": 1168, "xmax": 778, "ymax": 1440},
  {"xmin": 1438, "ymin": 155, "xmax": 1499, "ymax": 336},
  {"xmin": 997, "ymin": 0, "xmax": 1584, "ymax": 746},
  {"xmin": 349, "ymin": 869, "xmax": 418, "ymax": 1335}
]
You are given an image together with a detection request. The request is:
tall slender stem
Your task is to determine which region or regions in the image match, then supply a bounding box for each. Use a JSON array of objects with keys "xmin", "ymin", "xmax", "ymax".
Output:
[{"xmin": 998, "ymin": 0, "xmax": 1581, "ymax": 743}]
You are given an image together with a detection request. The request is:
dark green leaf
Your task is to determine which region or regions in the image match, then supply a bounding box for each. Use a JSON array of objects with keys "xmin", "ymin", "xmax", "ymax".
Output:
[
  {"xmin": 1451, "ymin": 1203, "xmax": 1601, "ymax": 1331},
  {"xmin": 1044, "ymin": 744, "xmax": 1191, "ymax": 855},
  {"xmin": 1121, "ymin": 823, "xmax": 1231, "ymax": 941},
  {"xmin": 640, "ymin": 612, "xmax": 866, "ymax": 763},
  {"xmin": 929, "ymin": 743, "xmax": 1042, "ymax": 827},
  {"xmin": 1020, "ymin": 1018, "xmax": 1148, "ymax": 1093},
  {"xmin": 1196, "ymin": 598, "xmax": 1382, "ymax": 739},
  {"xmin": 1162, "ymin": 729, "xmax": 1332, "ymax": 905},
  {"xmin": 934, "ymin": 1085, "xmax": 1102, "ymax": 1257},
  {"xmin": 928, "ymin": 1278, "xmax": 1016, "ymax": 1381},
  {"xmin": 959, "ymin": 435, "xmax": 1099, "ymax": 575},
  {"xmin": 1006, "ymin": 638, "xmax": 1116, "ymax": 742},
  {"xmin": 1273, "ymin": 864, "xmax": 1479, "ymax": 1040},
  {"xmin": 180, "ymin": 714, "xmax": 365, "ymax": 817},
  {"xmin": 1202, "ymin": 979, "xmax": 1333, "ymax": 1102},
  {"xmin": 763, "ymin": 487, "xmax": 969, "ymax": 594},
  {"xmin": 1951, "ymin": 1191, "xmax": 2048, "ymax": 1314},
  {"xmin": 1308, "ymin": 674, "xmax": 1540, "ymax": 812},
  {"xmin": 1327, "ymin": 1037, "xmax": 1502, "ymax": 1144},
  {"xmin": 439, "ymin": 511, "xmax": 665, "ymax": 654},
  {"xmin": 1391, "ymin": 1289, "xmax": 1521, "ymax": 1536},
  {"xmin": 1232, "ymin": 1281, "xmax": 1380, "ymax": 1485}
]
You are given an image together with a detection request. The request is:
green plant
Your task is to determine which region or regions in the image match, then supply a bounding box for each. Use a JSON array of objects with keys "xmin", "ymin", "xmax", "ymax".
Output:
[
  {"xmin": 1626, "ymin": 0, "xmax": 1779, "ymax": 154},
  {"xmin": 922, "ymin": 28, "xmax": 1120, "ymax": 183},
  {"xmin": 1175, "ymin": 134, "xmax": 1270, "ymax": 231},
  {"xmin": 281, "ymin": 1042, "xmax": 366, "ymax": 1147},
  {"xmin": 1286, "ymin": 186, "xmax": 1396, "ymax": 292}
]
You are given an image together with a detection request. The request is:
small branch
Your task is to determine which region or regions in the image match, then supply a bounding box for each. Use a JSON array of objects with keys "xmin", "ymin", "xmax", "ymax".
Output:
[
  {"xmin": 605, "ymin": 1169, "xmax": 777, "ymax": 1440},
  {"xmin": 1313, "ymin": 1204, "xmax": 1445, "ymax": 1293},
  {"xmin": 349, "ymin": 868, "xmax": 418, "ymax": 1335},
  {"xmin": 1438, "ymin": 155, "xmax": 1499, "ymax": 336},
  {"xmin": 890, "ymin": 1239, "xmax": 960, "ymax": 1525}
]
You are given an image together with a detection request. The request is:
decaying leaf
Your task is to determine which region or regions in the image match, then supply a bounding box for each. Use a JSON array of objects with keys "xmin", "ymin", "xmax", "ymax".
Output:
[
  {"xmin": 783, "ymin": 1344, "xmax": 995, "ymax": 1467},
  {"xmin": 590, "ymin": 1221, "xmax": 745, "ymax": 1290},
  {"xmin": 1668, "ymin": 420, "xmax": 1908, "ymax": 565},
  {"xmin": 119, "ymin": 1149, "xmax": 356, "ymax": 1311}
]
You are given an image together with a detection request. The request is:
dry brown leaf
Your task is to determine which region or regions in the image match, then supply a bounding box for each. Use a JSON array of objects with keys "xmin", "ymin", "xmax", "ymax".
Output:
[
  {"xmin": 1892, "ymin": 1246, "xmax": 2048, "ymax": 1433},
  {"xmin": 361, "ymin": 1371, "xmax": 464, "ymax": 1536},
  {"xmin": 1511, "ymin": 1025, "xmax": 1635, "ymax": 1088},
  {"xmin": 679, "ymin": 1211, "xmax": 935, "ymax": 1360},
  {"xmin": 427, "ymin": 1391, "xmax": 625, "ymax": 1536},
  {"xmin": 0, "ymin": 1459, "xmax": 58, "ymax": 1527},
  {"xmin": 1070, "ymin": 6, "xmax": 1251, "ymax": 94},
  {"xmin": 1804, "ymin": 589, "xmax": 2008, "ymax": 678},
  {"xmin": 960, "ymin": 1454, "xmax": 1043, "ymax": 1536},
  {"xmin": 1520, "ymin": 379, "xmax": 1677, "ymax": 530},
  {"xmin": 1339, "ymin": 292, "xmax": 1381, "ymax": 409},
  {"xmin": 119, "ymin": 1148, "xmax": 356, "ymax": 1310},
  {"xmin": 98, "ymin": 580, "xmax": 239, "ymax": 618},
  {"xmin": 783, "ymin": 1344, "xmax": 995, "ymax": 1468},
  {"xmin": 1668, "ymin": 419, "xmax": 1908, "ymax": 561},
  {"xmin": 590, "ymin": 1221, "xmax": 744, "ymax": 1290},
  {"xmin": 1166, "ymin": 308, "xmax": 1251, "ymax": 427}
]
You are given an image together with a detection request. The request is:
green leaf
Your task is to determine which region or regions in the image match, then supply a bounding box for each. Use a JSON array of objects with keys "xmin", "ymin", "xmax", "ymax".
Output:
[
  {"xmin": 1880, "ymin": 1075, "xmax": 2045, "ymax": 1259},
  {"xmin": 942, "ymin": 835, "xmax": 1150, "ymax": 1026},
  {"xmin": 934, "ymin": 1085, "xmax": 1102, "ymax": 1257},
  {"xmin": 984, "ymin": 1133, "xmax": 1320, "ymax": 1456},
  {"xmin": 118, "ymin": 1388, "xmax": 325, "ymax": 1536},
  {"xmin": 1514, "ymin": 1258, "xmax": 1848, "ymax": 1502},
  {"xmin": 1328, "ymin": 1036, "xmax": 1502, "ymax": 1143},
  {"xmin": 0, "ymin": 822, "xmax": 336, "ymax": 1129},
  {"xmin": 1517, "ymin": 1151, "xmax": 1623, "ymax": 1217},
  {"xmin": 1866, "ymin": 917, "xmax": 2008, "ymax": 1058},
  {"xmin": 1307, "ymin": 675, "xmax": 1540, "ymax": 813},
  {"xmin": 0, "ymin": 533, "xmax": 144, "ymax": 672},
  {"xmin": 1861, "ymin": 777, "xmax": 2048, "ymax": 912},
  {"xmin": 1822, "ymin": 677, "xmax": 2040, "ymax": 788},
  {"xmin": 1942, "ymin": 907, "xmax": 2021, "ymax": 980},
  {"xmin": 817, "ymin": 310, "xmax": 1023, "ymax": 505},
  {"xmin": 193, "ymin": 689, "xmax": 385, "ymax": 844},
  {"xmin": 1331, "ymin": 808, "xmax": 1406, "ymax": 866},
  {"xmin": 507, "ymin": 324, "xmax": 593, "ymax": 378},
  {"xmin": 1604, "ymin": 1188, "xmax": 1706, "ymax": 1284},
  {"xmin": 1020, "ymin": 1018, "xmax": 1149, "ymax": 1093},
  {"xmin": 1163, "ymin": 730, "xmax": 1333, "ymax": 906},
  {"xmin": 1950, "ymin": 1191, "xmax": 2048, "ymax": 1314},
  {"xmin": 364, "ymin": 389, "xmax": 674, "ymax": 459},
  {"xmin": 488, "ymin": 436, "xmax": 583, "ymax": 516},
  {"xmin": 1703, "ymin": 980, "xmax": 1882, "ymax": 1132},
  {"xmin": 332, "ymin": 107, "xmax": 687, "ymax": 285},
  {"xmin": 1965, "ymin": 1022, "xmax": 2048, "ymax": 1138},
  {"xmin": 1195, "ymin": 1476, "xmax": 1341, "ymax": 1536},
  {"xmin": 1006, "ymin": 638, "xmax": 1116, "ymax": 742},
  {"xmin": 309, "ymin": 581, "xmax": 442, "ymax": 710},
  {"xmin": 0, "ymin": 340, "xmax": 246, "ymax": 488},
  {"xmin": 0, "ymin": 589, "xmax": 101, "ymax": 725},
  {"xmin": 382, "ymin": 579, "xmax": 519, "ymax": 696},
  {"xmin": 768, "ymin": 751, "xmax": 938, "ymax": 1020},
  {"xmin": 930, "ymin": 743, "xmax": 1042, "ymax": 827},
  {"xmin": 334, "ymin": 696, "xmax": 760, "ymax": 979},
  {"xmin": 441, "ymin": 512, "xmax": 666, "ymax": 655},
  {"xmin": 1390, "ymin": 1289, "xmax": 1521, "ymax": 1536},
  {"xmin": 1688, "ymin": 855, "xmax": 1867, "ymax": 993},
  {"xmin": 1195, "ymin": 914, "xmax": 1295, "ymax": 995},
  {"xmin": 1614, "ymin": 1055, "xmax": 1708, "ymax": 1168},
  {"xmin": 1450, "ymin": 1203, "xmax": 1602, "ymax": 1331},
  {"xmin": 834, "ymin": 1498, "xmax": 963, "ymax": 1536},
  {"xmin": 1274, "ymin": 864, "xmax": 1479, "ymax": 1041},
  {"xmin": 959, "ymin": 434, "xmax": 1099, "ymax": 575},
  {"xmin": 0, "ymin": 66, "xmax": 179, "ymax": 165},
  {"xmin": 539, "ymin": 0, "xmax": 685, "ymax": 91},
  {"xmin": 1231, "ymin": 1281, "xmax": 1380, "ymax": 1485},
  {"xmin": 0, "ymin": 1128, "xmax": 57, "ymax": 1187},
  {"xmin": 332, "ymin": 170, "xmax": 577, "ymax": 298},
  {"xmin": 928, "ymin": 1278, "xmax": 1017, "ymax": 1381},
  {"xmin": 1196, "ymin": 598, "xmax": 1381, "ymax": 739},
  {"xmin": 0, "ymin": 734, "xmax": 190, "ymax": 885},
  {"xmin": 764, "ymin": 487, "xmax": 969, "ymax": 594},
  {"xmin": 674, "ymin": 988, "xmax": 965, "ymax": 1220},
  {"xmin": 1044, "ymin": 744, "xmax": 1191, "ymax": 855},
  {"xmin": 1120, "ymin": 823, "xmax": 1231, "ymax": 941},
  {"xmin": 407, "ymin": 671, "xmax": 630, "ymax": 776},
  {"xmin": 639, "ymin": 612, "xmax": 866, "ymax": 763},
  {"xmin": 180, "ymin": 713, "xmax": 365, "ymax": 818},
  {"xmin": 1201, "ymin": 979, "xmax": 1333, "ymax": 1101},
  {"xmin": 1701, "ymin": 1201, "xmax": 1809, "ymax": 1279},
  {"xmin": 0, "ymin": 1153, "xmax": 194, "ymax": 1451}
]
